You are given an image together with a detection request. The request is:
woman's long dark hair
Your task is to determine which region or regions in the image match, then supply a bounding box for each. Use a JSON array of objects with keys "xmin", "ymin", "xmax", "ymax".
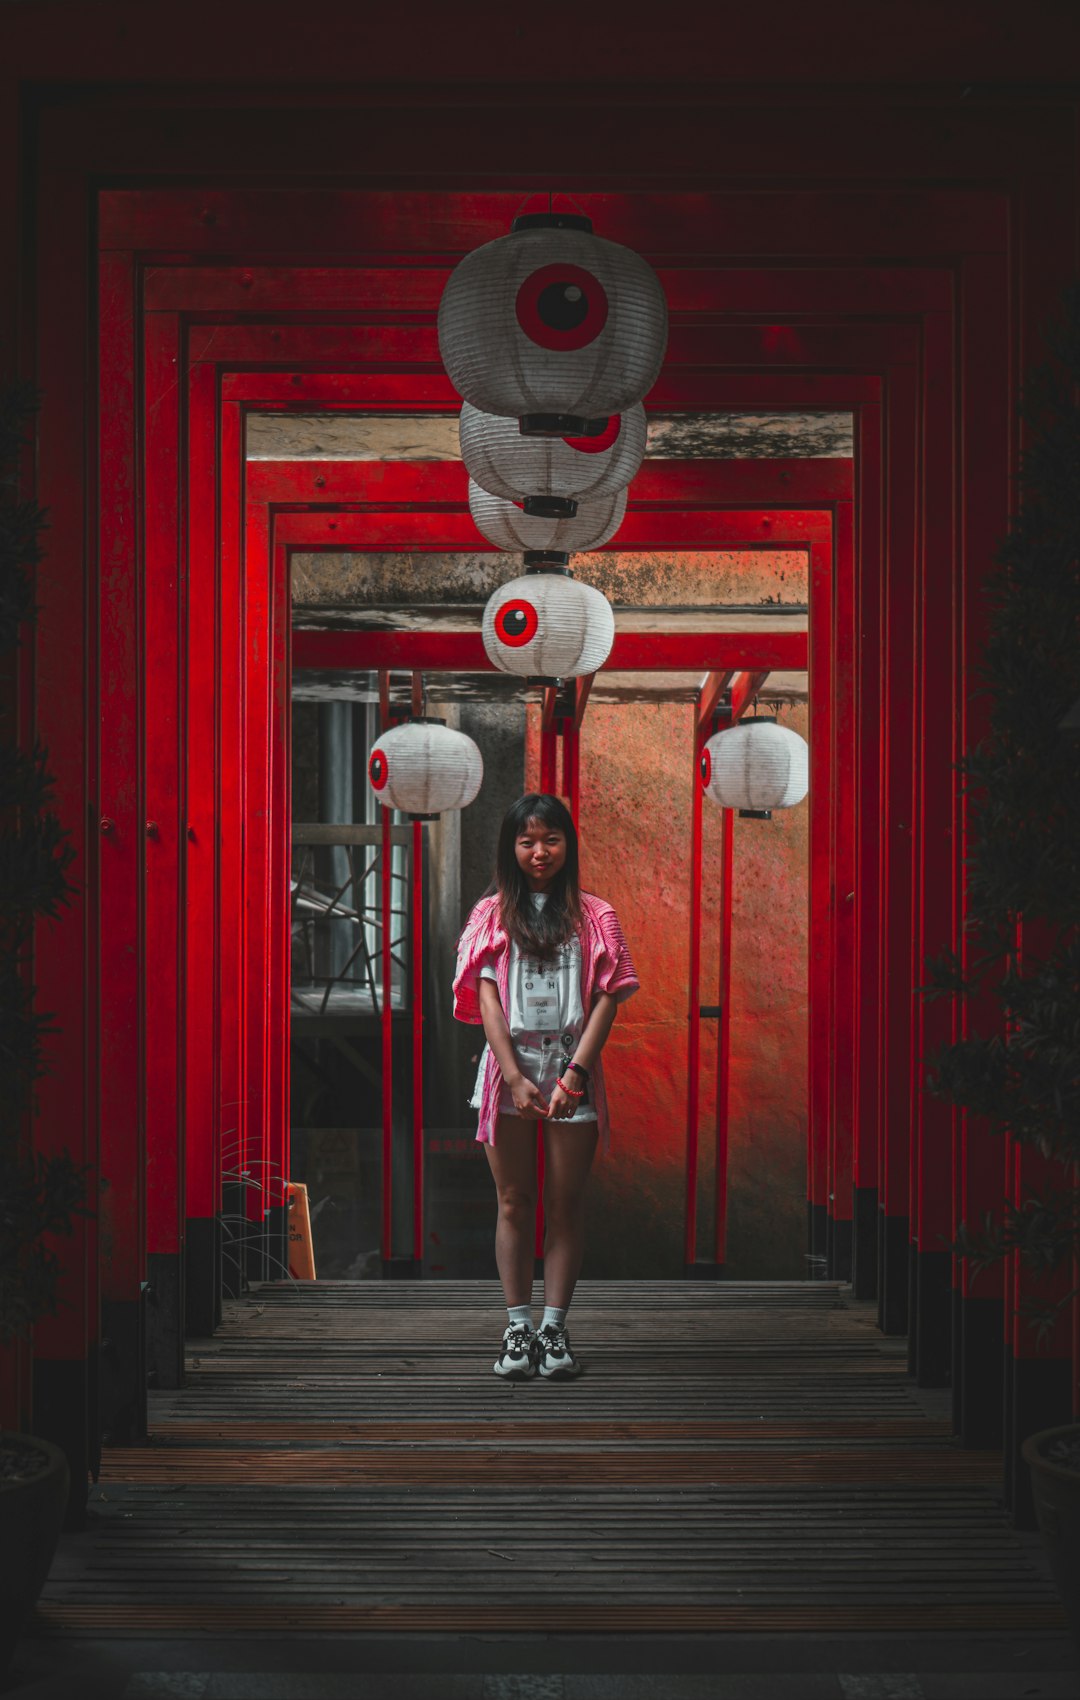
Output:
[{"xmin": 492, "ymin": 793, "xmax": 582, "ymax": 960}]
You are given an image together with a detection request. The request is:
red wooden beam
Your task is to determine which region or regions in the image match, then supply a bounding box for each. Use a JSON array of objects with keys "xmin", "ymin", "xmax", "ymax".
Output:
[
  {"xmin": 292, "ymin": 631, "xmax": 808, "ymax": 673},
  {"xmin": 729, "ymin": 670, "xmax": 771, "ymax": 723},
  {"xmin": 696, "ymin": 670, "xmax": 736, "ymax": 735},
  {"xmin": 573, "ymin": 673, "xmax": 594, "ymax": 731}
]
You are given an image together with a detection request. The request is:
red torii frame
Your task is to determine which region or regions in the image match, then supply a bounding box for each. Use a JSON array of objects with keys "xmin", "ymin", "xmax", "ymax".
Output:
[
  {"xmin": 265, "ymin": 484, "xmax": 824, "ymax": 1278},
  {"xmin": 145, "ymin": 261, "xmax": 938, "ymax": 1394},
  {"xmin": 128, "ymin": 277, "xmax": 922, "ymax": 1422},
  {"xmin": 15, "ymin": 136, "xmax": 1076, "ymax": 1536}
]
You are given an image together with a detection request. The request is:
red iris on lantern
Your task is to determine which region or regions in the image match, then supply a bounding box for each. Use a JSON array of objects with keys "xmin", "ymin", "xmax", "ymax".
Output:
[
  {"xmin": 494, "ymin": 599, "xmax": 539, "ymax": 647},
  {"xmin": 700, "ymin": 748, "xmax": 712, "ymax": 789},
  {"xmin": 369, "ymin": 749, "xmax": 389, "ymax": 790},
  {"xmin": 515, "ymin": 262, "xmax": 609, "ymax": 351},
  {"xmin": 563, "ymin": 415, "xmax": 621, "ymax": 455}
]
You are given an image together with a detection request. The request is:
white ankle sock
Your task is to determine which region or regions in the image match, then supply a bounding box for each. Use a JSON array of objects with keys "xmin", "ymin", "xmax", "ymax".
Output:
[
  {"xmin": 541, "ymin": 1305, "xmax": 567, "ymax": 1331},
  {"xmin": 507, "ymin": 1304, "xmax": 533, "ymax": 1331}
]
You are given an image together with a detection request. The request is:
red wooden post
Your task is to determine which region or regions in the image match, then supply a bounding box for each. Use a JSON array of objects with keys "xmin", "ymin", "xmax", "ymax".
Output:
[
  {"xmin": 378, "ymin": 671, "xmax": 394, "ymax": 1267},
  {"xmin": 540, "ymin": 687, "xmax": 558, "ymax": 795},
  {"xmin": 852, "ymin": 400, "xmax": 884, "ymax": 1300},
  {"xmin": 412, "ymin": 817, "xmax": 425, "ymax": 1268},
  {"xmin": 96, "ymin": 245, "xmax": 146, "ymax": 1442},
  {"xmin": 714, "ymin": 804, "xmax": 734, "ymax": 1268},
  {"xmin": 28, "ymin": 175, "xmax": 102, "ymax": 1498},
  {"xmin": 910, "ymin": 306, "xmax": 957, "ymax": 1385},
  {"xmin": 241, "ymin": 487, "xmax": 272, "ymax": 1257},
  {"xmin": 411, "ymin": 669, "xmax": 425, "ymax": 1270},
  {"xmin": 266, "ymin": 521, "xmax": 292, "ymax": 1258},
  {"xmin": 184, "ymin": 354, "xmax": 223, "ymax": 1333},
  {"xmin": 807, "ymin": 536, "xmax": 833, "ymax": 1278},
  {"xmin": 560, "ymin": 718, "xmax": 577, "ymax": 822},
  {"xmin": 879, "ymin": 361, "xmax": 920, "ymax": 1334},
  {"xmin": 218, "ymin": 395, "xmax": 247, "ymax": 1294},
  {"xmin": 830, "ymin": 497, "xmax": 857, "ymax": 1282},
  {"xmin": 685, "ymin": 712, "xmax": 704, "ymax": 1270},
  {"xmin": 142, "ymin": 309, "xmax": 185, "ymax": 1385}
]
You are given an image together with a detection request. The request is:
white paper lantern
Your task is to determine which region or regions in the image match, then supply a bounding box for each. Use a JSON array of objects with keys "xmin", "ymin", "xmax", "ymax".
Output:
[
  {"xmin": 460, "ymin": 401, "xmax": 647, "ymax": 509},
  {"xmin": 366, "ymin": 720, "xmax": 483, "ymax": 820},
  {"xmin": 438, "ymin": 213, "xmax": 668, "ymax": 428},
  {"xmin": 482, "ymin": 571, "xmax": 615, "ymax": 680},
  {"xmin": 470, "ymin": 477, "xmax": 625, "ymax": 554},
  {"xmin": 700, "ymin": 718, "xmax": 809, "ymax": 810}
]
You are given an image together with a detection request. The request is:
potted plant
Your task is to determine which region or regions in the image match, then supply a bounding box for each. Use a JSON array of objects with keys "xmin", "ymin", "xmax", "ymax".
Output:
[
  {"xmin": 0, "ymin": 382, "xmax": 83, "ymax": 1670},
  {"xmin": 921, "ymin": 288, "xmax": 1080, "ymax": 1635}
]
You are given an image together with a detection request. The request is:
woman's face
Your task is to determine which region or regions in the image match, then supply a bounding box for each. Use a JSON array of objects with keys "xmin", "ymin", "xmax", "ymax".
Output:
[{"xmin": 514, "ymin": 815, "xmax": 568, "ymax": 891}]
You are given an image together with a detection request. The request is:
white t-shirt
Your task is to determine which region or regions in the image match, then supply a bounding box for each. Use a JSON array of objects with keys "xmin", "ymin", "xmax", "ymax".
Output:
[{"xmin": 479, "ymin": 892, "xmax": 584, "ymax": 1041}]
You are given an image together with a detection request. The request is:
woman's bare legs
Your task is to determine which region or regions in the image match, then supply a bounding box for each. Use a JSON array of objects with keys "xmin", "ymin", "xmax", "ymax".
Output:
[
  {"xmin": 483, "ymin": 1115, "xmax": 538, "ymax": 1308},
  {"xmin": 541, "ymin": 1122, "xmax": 599, "ymax": 1309}
]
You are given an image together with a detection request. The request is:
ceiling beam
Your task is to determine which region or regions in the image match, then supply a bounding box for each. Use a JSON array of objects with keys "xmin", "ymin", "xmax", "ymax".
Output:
[{"xmin": 294, "ymin": 631, "xmax": 808, "ymax": 673}]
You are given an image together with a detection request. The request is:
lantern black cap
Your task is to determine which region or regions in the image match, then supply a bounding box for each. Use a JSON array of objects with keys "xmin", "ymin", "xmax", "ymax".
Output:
[
  {"xmin": 522, "ymin": 495, "xmax": 578, "ymax": 520},
  {"xmin": 511, "ymin": 212, "xmax": 593, "ymax": 234},
  {"xmin": 524, "ymin": 551, "xmax": 571, "ymax": 574},
  {"xmin": 738, "ymin": 808, "xmax": 773, "ymax": 820},
  {"xmin": 520, "ymin": 413, "xmax": 609, "ymax": 438}
]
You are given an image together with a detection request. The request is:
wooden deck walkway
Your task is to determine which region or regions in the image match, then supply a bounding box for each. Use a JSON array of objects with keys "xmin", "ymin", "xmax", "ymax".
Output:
[{"xmin": 38, "ymin": 1281, "xmax": 1065, "ymax": 1637}]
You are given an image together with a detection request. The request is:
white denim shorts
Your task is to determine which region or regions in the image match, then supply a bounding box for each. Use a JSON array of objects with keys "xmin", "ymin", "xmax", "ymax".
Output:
[{"xmin": 470, "ymin": 1030, "xmax": 597, "ymax": 1123}]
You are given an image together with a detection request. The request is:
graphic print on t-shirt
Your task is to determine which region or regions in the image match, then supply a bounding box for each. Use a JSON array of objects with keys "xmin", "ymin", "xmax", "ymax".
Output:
[{"xmin": 520, "ymin": 943, "xmax": 577, "ymax": 1035}]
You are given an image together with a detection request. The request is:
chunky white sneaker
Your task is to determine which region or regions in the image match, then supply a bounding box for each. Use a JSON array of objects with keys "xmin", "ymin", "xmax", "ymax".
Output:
[
  {"xmin": 493, "ymin": 1320, "xmax": 537, "ymax": 1379},
  {"xmin": 535, "ymin": 1321, "xmax": 580, "ymax": 1379}
]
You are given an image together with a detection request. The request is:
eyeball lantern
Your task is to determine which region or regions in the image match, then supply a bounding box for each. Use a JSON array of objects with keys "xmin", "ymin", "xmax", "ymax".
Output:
[
  {"xmin": 438, "ymin": 213, "xmax": 668, "ymax": 430},
  {"xmin": 700, "ymin": 718, "xmax": 809, "ymax": 811},
  {"xmin": 469, "ymin": 477, "xmax": 625, "ymax": 554},
  {"xmin": 459, "ymin": 400, "xmax": 647, "ymax": 512},
  {"xmin": 366, "ymin": 720, "xmax": 483, "ymax": 820},
  {"xmin": 482, "ymin": 572, "xmax": 615, "ymax": 681}
]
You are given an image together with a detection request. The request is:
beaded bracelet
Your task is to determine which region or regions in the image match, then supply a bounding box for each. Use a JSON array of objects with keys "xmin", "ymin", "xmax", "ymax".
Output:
[{"xmin": 558, "ymin": 1079, "xmax": 585, "ymax": 1097}]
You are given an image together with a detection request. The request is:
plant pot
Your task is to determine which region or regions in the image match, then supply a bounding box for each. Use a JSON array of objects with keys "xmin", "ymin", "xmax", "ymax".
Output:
[
  {"xmin": 0, "ymin": 1432, "xmax": 70, "ymax": 1673},
  {"xmin": 1022, "ymin": 1422, "xmax": 1080, "ymax": 1651}
]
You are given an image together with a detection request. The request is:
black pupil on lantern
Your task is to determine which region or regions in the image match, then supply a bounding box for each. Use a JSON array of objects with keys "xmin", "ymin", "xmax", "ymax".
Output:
[
  {"xmin": 372, "ymin": 756, "xmax": 383, "ymax": 779},
  {"xmin": 502, "ymin": 608, "xmax": 529, "ymax": 639},
  {"xmin": 538, "ymin": 280, "xmax": 589, "ymax": 331},
  {"xmin": 700, "ymin": 755, "xmax": 708, "ymax": 778}
]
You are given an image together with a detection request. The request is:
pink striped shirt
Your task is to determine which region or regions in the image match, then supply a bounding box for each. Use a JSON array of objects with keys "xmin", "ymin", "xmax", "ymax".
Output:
[{"xmin": 453, "ymin": 890, "xmax": 639, "ymax": 1148}]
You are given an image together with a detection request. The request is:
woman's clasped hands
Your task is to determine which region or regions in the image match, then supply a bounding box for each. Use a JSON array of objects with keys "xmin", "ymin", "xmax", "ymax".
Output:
[{"xmin": 509, "ymin": 1074, "xmax": 578, "ymax": 1120}]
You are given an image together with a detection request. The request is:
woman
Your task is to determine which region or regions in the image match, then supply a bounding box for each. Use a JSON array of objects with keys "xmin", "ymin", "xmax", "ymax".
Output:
[{"xmin": 453, "ymin": 793, "xmax": 638, "ymax": 1379}]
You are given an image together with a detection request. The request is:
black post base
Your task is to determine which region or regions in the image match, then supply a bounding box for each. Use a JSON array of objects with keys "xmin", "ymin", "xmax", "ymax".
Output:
[
  {"xmin": 851, "ymin": 1185, "xmax": 878, "ymax": 1300},
  {"xmin": 1005, "ymin": 1346, "xmax": 1073, "ymax": 1528},
  {"xmin": 185, "ymin": 1214, "xmax": 220, "ymax": 1338},
  {"xmin": 382, "ymin": 1257, "xmax": 422, "ymax": 1279},
  {"xmin": 829, "ymin": 1215, "xmax": 852, "ymax": 1283},
  {"xmin": 266, "ymin": 1204, "xmax": 289, "ymax": 1283},
  {"xmin": 146, "ymin": 1250, "xmax": 184, "ymax": 1391},
  {"xmin": 807, "ymin": 1200, "xmax": 828, "ymax": 1280},
  {"xmin": 879, "ymin": 1212, "xmax": 910, "ymax": 1336},
  {"xmin": 220, "ymin": 1181, "xmax": 245, "ymax": 1298},
  {"xmin": 99, "ymin": 1293, "xmax": 147, "ymax": 1446},
  {"xmin": 32, "ymin": 1356, "xmax": 94, "ymax": 1529},
  {"xmin": 955, "ymin": 1291, "xmax": 1004, "ymax": 1449},
  {"xmin": 684, "ymin": 1262, "xmax": 726, "ymax": 1280},
  {"xmin": 913, "ymin": 1247, "xmax": 952, "ymax": 1388}
]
